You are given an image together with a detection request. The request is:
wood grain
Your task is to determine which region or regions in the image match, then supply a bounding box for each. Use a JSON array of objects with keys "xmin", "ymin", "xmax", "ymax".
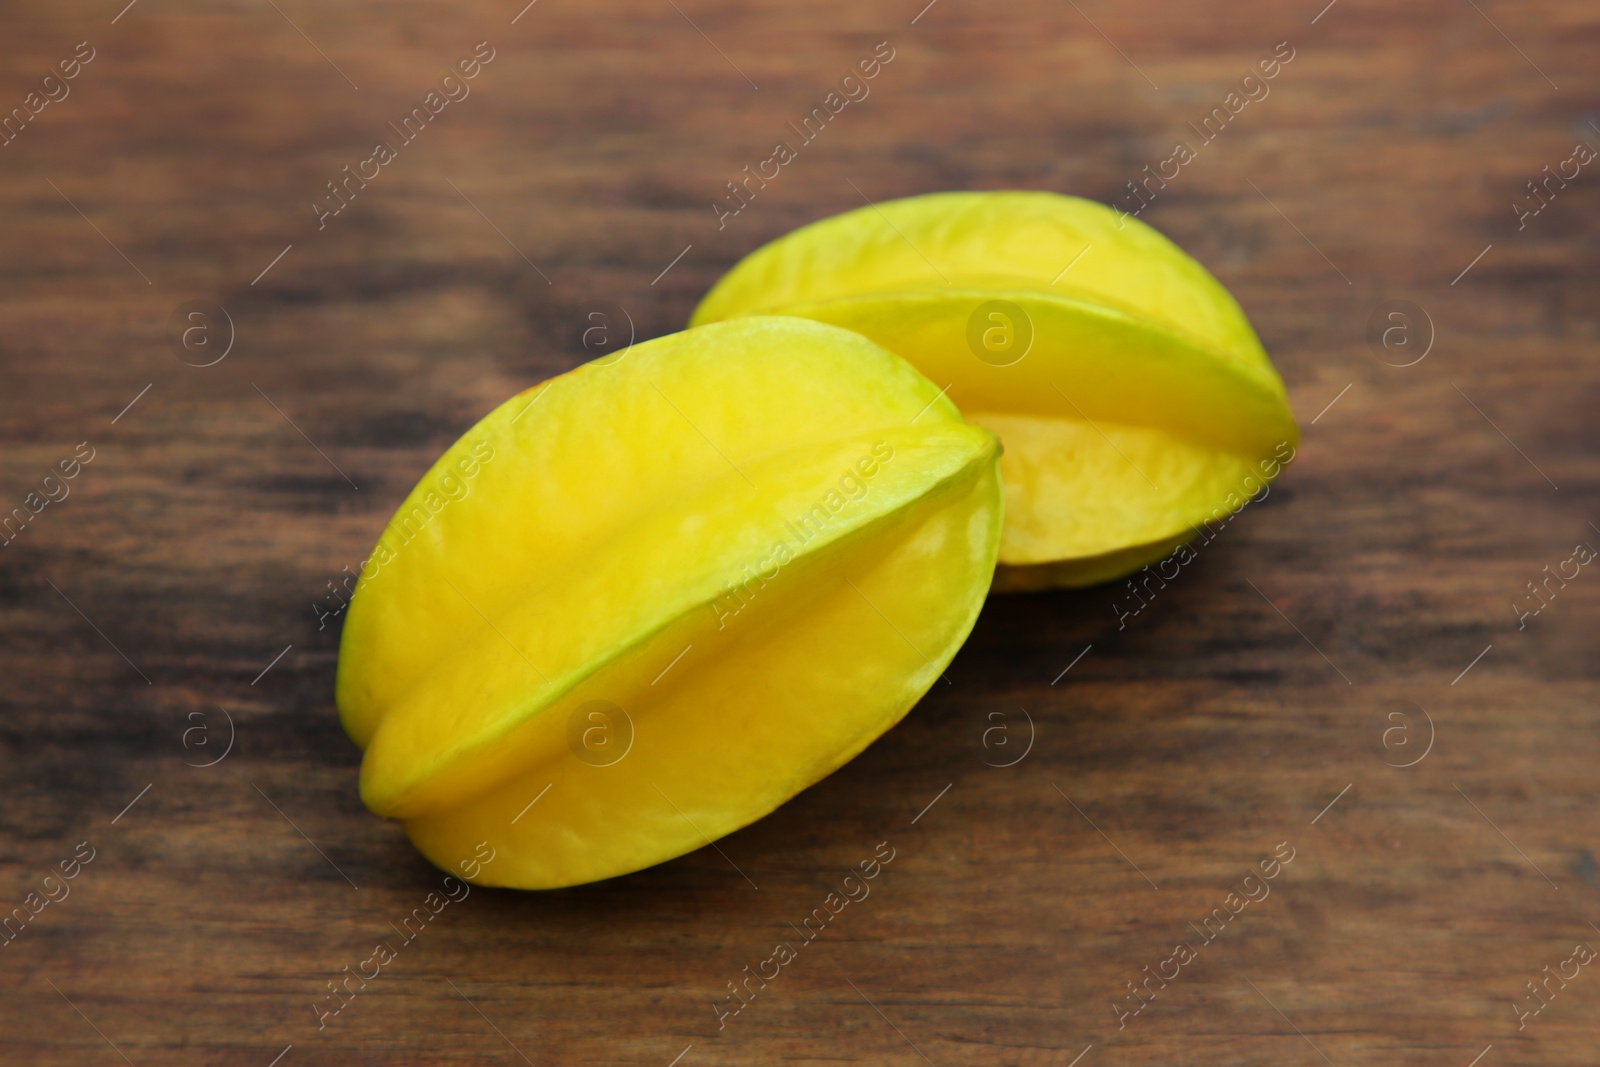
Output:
[{"xmin": 2, "ymin": 0, "xmax": 1598, "ymax": 1064}]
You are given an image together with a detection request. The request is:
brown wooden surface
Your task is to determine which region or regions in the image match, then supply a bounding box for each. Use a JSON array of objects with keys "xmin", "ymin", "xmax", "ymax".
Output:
[{"xmin": 3, "ymin": 1, "xmax": 1598, "ymax": 1064}]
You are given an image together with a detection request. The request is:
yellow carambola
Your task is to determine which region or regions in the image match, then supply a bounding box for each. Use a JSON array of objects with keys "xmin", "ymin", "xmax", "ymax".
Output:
[
  {"xmin": 691, "ymin": 190, "xmax": 1300, "ymax": 590},
  {"xmin": 336, "ymin": 316, "xmax": 1002, "ymax": 888}
]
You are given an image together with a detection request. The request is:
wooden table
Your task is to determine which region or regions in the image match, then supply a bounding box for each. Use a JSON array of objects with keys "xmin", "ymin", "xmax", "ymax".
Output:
[{"xmin": 3, "ymin": 0, "xmax": 1596, "ymax": 1063}]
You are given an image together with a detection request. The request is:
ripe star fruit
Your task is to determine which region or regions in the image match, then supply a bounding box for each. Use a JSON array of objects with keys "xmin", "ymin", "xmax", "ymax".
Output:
[
  {"xmin": 690, "ymin": 191, "xmax": 1300, "ymax": 591},
  {"xmin": 335, "ymin": 316, "xmax": 1002, "ymax": 889}
]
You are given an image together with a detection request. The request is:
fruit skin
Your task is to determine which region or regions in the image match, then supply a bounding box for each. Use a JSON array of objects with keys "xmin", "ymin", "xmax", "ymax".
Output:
[
  {"xmin": 336, "ymin": 315, "xmax": 1002, "ymax": 888},
  {"xmin": 690, "ymin": 190, "xmax": 1300, "ymax": 590}
]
